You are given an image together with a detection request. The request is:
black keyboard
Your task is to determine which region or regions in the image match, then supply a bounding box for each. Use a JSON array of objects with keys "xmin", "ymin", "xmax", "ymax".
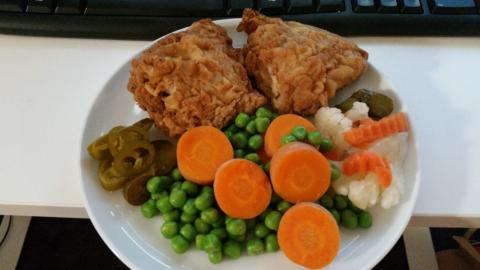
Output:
[{"xmin": 1, "ymin": 0, "xmax": 480, "ymax": 39}]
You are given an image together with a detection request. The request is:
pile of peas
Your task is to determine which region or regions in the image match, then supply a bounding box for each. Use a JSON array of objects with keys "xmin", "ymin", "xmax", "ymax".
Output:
[
  {"xmin": 281, "ymin": 124, "xmax": 333, "ymax": 153},
  {"xmin": 140, "ymin": 167, "xmax": 287, "ymax": 264},
  {"xmin": 223, "ymin": 107, "xmax": 277, "ymax": 171},
  {"xmin": 317, "ymin": 192, "xmax": 373, "ymax": 229}
]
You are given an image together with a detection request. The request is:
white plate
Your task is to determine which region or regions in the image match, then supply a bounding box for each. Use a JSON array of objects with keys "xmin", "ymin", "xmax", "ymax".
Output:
[{"xmin": 80, "ymin": 19, "xmax": 420, "ymax": 270}]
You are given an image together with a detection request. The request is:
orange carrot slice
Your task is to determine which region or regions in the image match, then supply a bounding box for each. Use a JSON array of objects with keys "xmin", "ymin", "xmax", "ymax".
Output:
[
  {"xmin": 342, "ymin": 151, "xmax": 392, "ymax": 188},
  {"xmin": 214, "ymin": 159, "xmax": 272, "ymax": 219},
  {"xmin": 264, "ymin": 114, "xmax": 316, "ymax": 157},
  {"xmin": 323, "ymin": 147, "xmax": 342, "ymax": 161},
  {"xmin": 270, "ymin": 142, "xmax": 330, "ymax": 203},
  {"xmin": 177, "ymin": 126, "xmax": 233, "ymax": 185},
  {"xmin": 343, "ymin": 112, "xmax": 409, "ymax": 147},
  {"xmin": 278, "ymin": 202, "xmax": 340, "ymax": 269}
]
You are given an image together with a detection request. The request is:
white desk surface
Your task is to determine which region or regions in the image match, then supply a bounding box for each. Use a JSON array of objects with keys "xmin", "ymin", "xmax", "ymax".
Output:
[{"xmin": 1, "ymin": 34, "xmax": 479, "ymax": 227}]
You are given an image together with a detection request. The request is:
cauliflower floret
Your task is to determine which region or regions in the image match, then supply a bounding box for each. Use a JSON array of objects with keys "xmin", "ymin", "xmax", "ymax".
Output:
[
  {"xmin": 345, "ymin": 102, "xmax": 369, "ymax": 122},
  {"xmin": 369, "ymin": 132, "xmax": 408, "ymax": 167},
  {"xmin": 381, "ymin": 180, "xmax": 404, "ymax": 209},
  {"xmin": 347, "ymin": 173, "xmax": 380, "ymax": 210},
  {"xmin": 314, "ymin": 107, "xmax": 352, "ymax": 152}
]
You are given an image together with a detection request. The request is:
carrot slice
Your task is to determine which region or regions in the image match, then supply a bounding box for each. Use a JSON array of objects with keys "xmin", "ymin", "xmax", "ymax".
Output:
[
  {"xmin": 270, "ymin": 142, "xmax": 330, "ymax": 203},
  {"xmin": 278, "ymin": 202, "xmax": 340, "ymax": 269},
  {"xmin": 323, "ymin": 147, "xmax": 342, "ymax": 161},
  {"xmin": 343, "ymin": 112, "xmax": 409, "ymax": 147},
  {"xmin": 177, "ymin": 126, "xmax": 233, "ymax": 185},
  {"xmin": 264, "ymin": 114, "xmax": 316, "ymax": 157},
  {"xmin": 214, "ymin": 159, "xmax": 272, "ymax": 219},
  {"xmin": 342, "ymin": 151, "xmax": 392, "ymax": 188}
]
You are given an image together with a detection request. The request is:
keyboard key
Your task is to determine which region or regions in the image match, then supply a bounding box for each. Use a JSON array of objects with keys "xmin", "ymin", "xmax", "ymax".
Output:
[
  {"xmin": 287, "ymin": 0, "xmax": 314, "ymax": 13},
  {"xmin": 85, "ymin": 0, "xmax": 225, "ymax": 16},
  {"xmin": 0, "ymin": 0, "xmax": 25, "ymax": 12},
  {"xmin": 55, "ymin": 0, "xmax": 83, "ymax": 14},
  {"xmin": 353, "ymin": 0, "xmax": 376, "ymax": 13},
  {"xmin": 429, "ymin": 0, "xmax": 476, "ymax": 14},
  {"xmin": 318, "ymin": 0, "xmax": 345, "ymax": 12},
  {"xmin": 26, "ymin": 0, "xmax": 54, "ymax": 13},
  {"xmin": 378, "ymin": 0, "xmax": 399, "ymax": 12},
  {"xmin": 258, "ymin": 0, "xmax": 284, "ymax": 15},
  {"xmin": 402, "ymin": 0, "xmax": 422, "ymax": 13},
  {"xmin": 228, "ymin": 0, "xmax": 254, "ymax": 16}
]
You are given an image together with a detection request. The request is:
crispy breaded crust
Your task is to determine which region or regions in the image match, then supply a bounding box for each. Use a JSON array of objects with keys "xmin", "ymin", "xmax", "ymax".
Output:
[
  {"xmin": 128, "ymin": 19, "xmax": 266, "ymax": 137},
  {"xmin": 238, "ymin": 9, "xmax": 368, "ymax": 115}
]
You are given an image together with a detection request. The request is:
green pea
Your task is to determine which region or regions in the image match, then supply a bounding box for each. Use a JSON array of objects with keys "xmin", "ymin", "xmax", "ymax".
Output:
[
  {"xmin": 161, "ymin": 221, "xmax": 179, "ymax": 239},
  {"xmin": 224, "ymin": 216, "xmax": 233, "ymax": 224},
  {"xmin": 163, "ymin": 210, "xmax": 180, "ymax": 222},
  {"xmin": 307, "ymin": 130, "xmax": 323, "ymax": 145},
  {"xmin": 194, "ymin": 218, "xmax": 211, "ymax": 234},
  {"xmin": 180, "ymin": 223, "xmax": 197, "ymax": 241},
  {"xmin": 358, "ymin": 211, "xmax": 373, "ymax": 228},
  {"xmin": 330, "ymin": 163, "xmax": 341, "ymax": 181},
  {"xmin": 235, "ymin": 113, "xmax": 250, "ymax": 128},
  {"xmin": 271, "ymin": 112, "xmax": 279, "ymax": 120},
  {"xmin": 229, "ymin": 233, "xmax": 246, "ymax": 242},
  {"xmin": 195, "ymin": 234, "xmax": 207, "ymax": 250},
  {"xmin": 246, "ymin": 218, "xmax": 256, "ymax": 230},
  {"xmin": 223, "ymin": 240, "xmax": 242, "ymax": 259},
  {"xmin": 170, "ymin": 235, "xmax": 189, "ymax": 254},
  {"xmin": 246, "ymin": 238, "xmax": 265, "ymax": 256},
  {"xmin": 180, "ymin": 212, "xmax": 196, "ymax": 223},
  {"xmin": 348, "ymin": 200, "xmax": 363, "ymax": 213},
  {"xmin": 195, "ymin": 192, "xmax": 214, "ymax": 211},
  {"xmin": 320, "ymin": 138, "xmax": 334, "ymax": 152},
  {"xmin": 245, "ymin": 120, "xmax": 257, "ymax": 134},
  {"xmin": 201, "ymin": 208, "xmax": 221, "ymax": 224},
  {"xmin": 141, "ymin": 199, "xmax": 158, "ymax": 218},
  {"xmin": 265, "ymin": 233, "xmax": 279, "ymax": 252},
  {"xmin": 170, "ymin": 168, "xmax": 183, "ymax": 181},
  {"xmin": 319, "ymin": 195, "xmax": 334, "ymax": 209},
  {"xmin": 291, "ymin": 125, "xmax": 307, "ymax": 140},
  {"xmin": 156, "ymin": 197, "xmax": 173, "ymax": 214},
  {"xmin": 208, "ymin": 250, "xmax": 223, "ymax": 264},
  {"xmin": 254, "ymin": 223, "xmax": 270, "ymax": 238},
  {"xmin": 181, "ymin": 181, "xmax": 199, "ymax": 197},
  {"xmin": 232, "ymin": 131, "xmax": 249, "ymax": 149},
  {"xmin": 334, "ymin": 195, "xmax": 349, "ymax": 210},
  {"xmin": 259, "ymin": 209, "xmax": 272, "ymax": 220},
  {"xmin": 256, "ymin": 107, "xmax": 273, "ymax": 119},
  {"xmin": 146, "ymin": 176, "xmax": 162, "ymax": 194},
  {"xmin": 210, "ymin": 228, "xmax": 227, "ymax": 240},
  {"xmin": 264, "ymin": 211, "xmax": 282, "ymax": 231},
  {"xmin": 330, "ymin": 209, "xmax": 341, "ymax": 223},
  {"xmin": 226, "ymin": 219, "xmax": 247, "ymax": 236},
  {"xmin": 169, "ymin": 181, "xmax": 182, "ymax": 192},
  {"xmin": 224, "ymin": 130, "xmax": 233, "ymax": 141},
  {"xmin": 244, "ymin": 153, "xmax": 261, "ymax": 164},
  {"xmin": 204, "ymin": 234, "xmax": 222, "ymax": 253},
  {"xmin": 248, "ymin": 134, "xmax": 263, "ymax": 150},
  {"xmin": 151, "ymin": 190, "xmax": 168, "ymax": 200},
  {"xmin": 263, "ymin": 161, "xmax": 270, "ymax": 174},
  {"xmin": 210, "ymin": 216, "xmax": 225, "ymax": 228},
  {"xmin": 182, "ymin": 199, "xmax": 198, "ymax": 215},
  {"xmin": 234, "ymin": 149, "xmax": 246, "ymax": 158},
  {"xmin": 201, "ymin": 186, "xmax": 213, "ymax": 195},
  {"xmin": 281, "ymin": 134, "xmax": 297, "ymax": 145},
  {"xmin": 226, "ymin": 124, "xmax": 238, "ymax": 134},
  {"xmin": 341, "ymin": 209, "xmax": 358, "ymax": 229},
  {"xmin": 255, "ymin": 117, "xmax": 270, "ymax": 133},
  {"xmin": 169, "ymin": 189, "xmax": 187, "ymax": 208},
  {"xmin": 276, "ymin": 200, "xmax": 292, "ymax": 213}
]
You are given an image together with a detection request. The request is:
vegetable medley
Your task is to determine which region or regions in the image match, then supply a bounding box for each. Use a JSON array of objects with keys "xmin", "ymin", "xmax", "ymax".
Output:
[{"xmin": 87, "ymin": 89, "xmax": 409, "ymax": 269}]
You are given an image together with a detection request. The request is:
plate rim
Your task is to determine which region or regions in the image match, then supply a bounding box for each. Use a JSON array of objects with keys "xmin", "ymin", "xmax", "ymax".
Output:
[{"xmin": 79, "ymin": 18, "xmax": 421, "ymax": 270}]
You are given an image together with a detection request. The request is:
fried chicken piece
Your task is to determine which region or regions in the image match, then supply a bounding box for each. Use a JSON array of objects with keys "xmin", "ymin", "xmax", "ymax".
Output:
[
  {"xmin": 128, "ymin": 19, "xmax": 266, "ymax": 137},
  {"xmin": 237, "ymin": 9, "xmax": 369, "ymax": 115}
]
